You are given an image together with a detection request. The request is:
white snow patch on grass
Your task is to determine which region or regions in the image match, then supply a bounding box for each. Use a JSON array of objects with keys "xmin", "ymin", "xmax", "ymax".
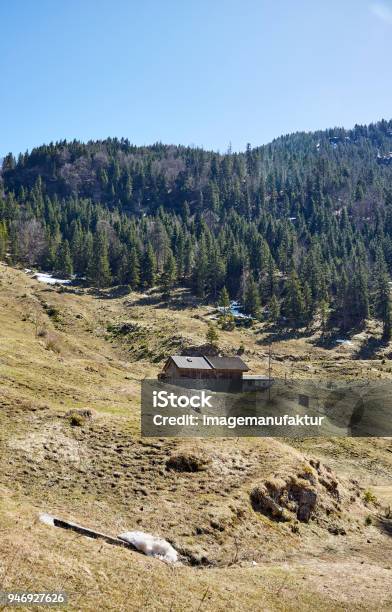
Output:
[
  {"xmin": 118, "ymin": 531, "xmax": 178, "ymax": 563},
  {"xmin": 39, "ymin": 512, "xmax": 55, "ymax": 526},
  {"xmin": 33, "ymin": 273, "xmax": 71, "ymax": 285}
]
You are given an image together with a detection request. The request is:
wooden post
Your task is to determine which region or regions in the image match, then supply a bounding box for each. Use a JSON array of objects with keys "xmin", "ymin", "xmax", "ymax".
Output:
[
  {"xmin": 268, "ymin": 345, "xmax": 272, "ymax": 401},
  {"xmin": 51, "ymin": 516, "xmax": 137, "ymax": 550}
]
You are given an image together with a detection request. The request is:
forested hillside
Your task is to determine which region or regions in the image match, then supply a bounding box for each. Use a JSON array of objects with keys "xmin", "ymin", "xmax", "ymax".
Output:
[{"xmin": 1, "ymin": 119, "xmax": 392, "ymax": 332}]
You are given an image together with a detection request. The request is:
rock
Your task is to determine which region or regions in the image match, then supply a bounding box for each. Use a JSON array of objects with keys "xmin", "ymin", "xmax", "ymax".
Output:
[
  {"xmin": 250, "ymin": 473, "xmax": 318, "ymax": 524},
  {"xmin": 328, "ymin": 525, "xmax": 346, "ymax": 535},
  {"xmin": 166, "ymin": 451, "xmax": 210, "ymax": 473}
]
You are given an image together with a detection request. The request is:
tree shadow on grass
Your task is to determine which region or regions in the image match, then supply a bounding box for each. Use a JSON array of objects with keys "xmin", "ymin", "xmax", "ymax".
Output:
[
  {"xmin": 311, "ymin": 322, "xmax": 366, "ymax": 351},
  {"xmin": 376, "ymin": 516, "xmax": 392, "ymax": 537},
  {"xmin": 311, "ymin": 330, "xmax": 348, "ymax": 350},
  {"xmin": 354, "ymin": 336, "xmax": 388, "ymax": 360},
  {"xmin": 130, "ymin": 288, "xmax": 201, "ymax": 311},
  {"xmin": 87, "ymin": 285, "xmax": 132, "ymax": 300},
  {"xmin": 256, "ymin": 324, "xmax": 315, "ymax": 345}
]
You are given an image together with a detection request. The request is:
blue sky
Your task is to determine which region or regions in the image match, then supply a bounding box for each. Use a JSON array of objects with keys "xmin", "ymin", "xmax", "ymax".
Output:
[{"xmin": 1, "ymin": 0, "xmax": 392, "ymax": 155}]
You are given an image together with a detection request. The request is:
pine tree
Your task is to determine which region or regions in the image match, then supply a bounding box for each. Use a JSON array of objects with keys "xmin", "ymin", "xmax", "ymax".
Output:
[
  {"xmin": 141, "ymin": 244, "xmax": 156, "ymax": 288},
  {"xmin": 88, "ymin": 231, "xmax": 111, "ymax": 288},
  {"xmin": 128, "ymin": 247, "xmax": 141, "ymax": 289},
  {"xmin": 352, "ymin": 265, "xmax": 369, "ymax": 323},
  {"xmin": 192, "ymin": 240, "xmax": 209, "ymax": 297},
  {"xmin": 268, "ymin": 294, "xmax": 280, "ymax": 323},
  {"xmin": 206, "ymin": 323, "xmax": 219, "ymax": 347},
  {"xmin": 0, "ymin": 222, "xmax": 8, "ymax": 260},
  {"xmin": 285, "ymin": 271, "xmax": 305, "ymax": 326},
  {"xmin": 244, "ymin": 277, "xmax": 261, "ymax": 318},
  {"xmin": 161, "ymin": 250, "xmax": 177, "ymax": 296},
  {"xmin": 57, "ymin": 239, "xmax": 73, "ymax": 277},
  {"xmin": 303, "ymin": 281, "xmax": 313, "ymax": 323},
  {"xmin": 376, "ymin": 271, "xmax": 392, "ymax": 340},
  {"xmin": 319, "ymin": 299, "xmax": 329, "ymax": 333},
  {"xmin": 218, "ymin": 286, "xmax": 230, "ymax": 316}
]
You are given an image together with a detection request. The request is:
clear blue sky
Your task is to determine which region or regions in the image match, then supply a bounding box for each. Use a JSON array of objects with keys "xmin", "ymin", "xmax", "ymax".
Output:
[{"xmin": 1, "ymin": 0, "xmax": 392, "ymax": 155}]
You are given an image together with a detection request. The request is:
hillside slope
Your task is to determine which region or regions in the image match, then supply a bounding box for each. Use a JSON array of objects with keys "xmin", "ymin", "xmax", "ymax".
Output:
[
  {"xmin": 1, "ymin": 264, "xmax": 392, "ymax": 610},
  {"xmin": 1, "ymin": 121, "xmax": 392, "ymax": 337}
]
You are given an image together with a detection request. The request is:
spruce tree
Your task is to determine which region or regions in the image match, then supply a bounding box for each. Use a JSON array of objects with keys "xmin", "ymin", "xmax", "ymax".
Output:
[
  {"xmin": 57, "ymin": 239, "xmax": 73, "ymax": 277},
  {"xmin": 268, "ymin": 294, "xmax": 280, "ymax": 323},
  {"xmin": 128, "ymin": 247, "xmax": 141, "ymax": 289},
  {"xmin": 285, "ymin": 271, "xmax": 305, "ymax": 326},
  {"xmin": 192, "ymin": 240, "xmax": 209, "ymax": 297},
  {"xmin": 376, "ymin": 271, "xmax": 392, "ymax": 340},
  {"xmin": 319, "ymin": 299, "xmax": 329, "ymax": 333},
  {"xmin": 0, "ymin": 222, "xmax": 8, "ymax": 260},
  {"xmin": 244, "ymin": 277, "xmax": 261, "ymax": 318},
  {"xmin": 161, "ymin": 250, "xmax": 177, "ymax": 296},
  {"xmin": 88, "ymin": 231, "xmax": 111, "ymax": 288},
  {"xmin": 206, "ymin": 323, "xmax": 219, "ymax": 347},
  {"xmin": 218, "ymin": 286, "xmax": 230, "ymax": 316},
  {"xmin": 141, "ymin": 244, "xmax": 156, "ymax": 289}
]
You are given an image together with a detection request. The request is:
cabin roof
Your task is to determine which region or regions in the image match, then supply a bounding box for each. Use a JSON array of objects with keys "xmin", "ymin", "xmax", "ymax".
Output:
[
  {"xmin": 169, "ymin": 355, "xmax": 212, "ymax": 370},
  {"xmin": 165, "ymin": 355, "xmax": 249, "ymax": 372},
  {"xmin": 204, "ymin": 356, "xmax": 249, "ymax": 371}
]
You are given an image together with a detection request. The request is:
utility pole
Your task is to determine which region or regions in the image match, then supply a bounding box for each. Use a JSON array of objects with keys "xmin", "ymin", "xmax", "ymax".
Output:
[{"xmin": 268, "ymin": 345, "xmax": 272, "ymax": 401}]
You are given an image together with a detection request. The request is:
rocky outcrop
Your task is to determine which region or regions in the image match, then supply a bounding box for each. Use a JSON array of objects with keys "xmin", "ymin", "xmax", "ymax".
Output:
[{"xmin": 250, "ymin": 459, "xmax": 343, "ymax": 524}]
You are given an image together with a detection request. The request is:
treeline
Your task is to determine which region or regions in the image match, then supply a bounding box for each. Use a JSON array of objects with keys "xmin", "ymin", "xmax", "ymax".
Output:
[{"xmin": 1, "ymin": 119, "xmax": 392, "ymax": 335}]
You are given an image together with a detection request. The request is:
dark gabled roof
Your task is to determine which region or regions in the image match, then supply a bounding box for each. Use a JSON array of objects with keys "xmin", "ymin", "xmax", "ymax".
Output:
[
  {"xmin": 204, "ymin": 356, "xmax": 249, "ymax": 371},
  {"xmin": 169, "ymin": 356, "xmax": 212, "ymax": 370}
]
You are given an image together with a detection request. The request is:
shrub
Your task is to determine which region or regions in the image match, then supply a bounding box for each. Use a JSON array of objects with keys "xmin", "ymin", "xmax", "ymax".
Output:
[
  {"xmin": 45, "ymin": 305, "xmax": 60, "ymax": 320},
  {"xmin": 206, "ymin": 323, "xmax": 219, "ymax": 347},
  {"xmin": 44, "ymin": 332, "xmax": 62, "ymax": 353},
  {"xmin": 219, "ymin": 314, "xmax": 235, "ymax": 331},
  {"xmin": 363, "ymin": 490, "xmax": 377, "ymax": 504},
  {"xmin": 365, "ymin": 515, "xmax": 372, "ymax": 526},
  {"xmin": 69, "ymin": 413, "xmax": 85, "ymax": 427}
]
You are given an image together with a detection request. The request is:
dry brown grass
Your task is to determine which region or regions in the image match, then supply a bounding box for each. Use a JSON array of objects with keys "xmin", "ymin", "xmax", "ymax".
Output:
[{"xmin": 1, "ymin": 264, "xmax": 392, "ymax": 610}]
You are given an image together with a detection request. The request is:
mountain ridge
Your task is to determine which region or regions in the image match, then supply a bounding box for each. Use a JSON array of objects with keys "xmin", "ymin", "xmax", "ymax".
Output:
[{"xmin": 1, "ymin": 118, "xmax": 392, "ymax": 336}]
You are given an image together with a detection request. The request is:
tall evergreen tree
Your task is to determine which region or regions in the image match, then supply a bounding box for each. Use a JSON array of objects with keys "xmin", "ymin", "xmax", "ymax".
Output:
[
  {"xmin": 88, "ymin": 231, "xmax": 111, "ymax": 288},
  {"xmin": 376, "ymin": 270, "xmax": 392, "ymax": 340},
  {"xmin": 141, "ymin": 244, "xmax": 157, "ymax": 289},
  {"xmin": 57, "ymin": 239, "xmax": 73, "ymax": 277},
  {"xmin": 218, "ymin": 286, "xmax": 230, "ymax": 317},
  {"xmin": 161, "ymin": 250, "xmax": 177, "ymax": 295},
  {"xmin": 244, "ymin": 277, "xmax": 261, "ymax": 318},
  {"xmin": 268, "ymin": 294, "xmax": 280, "ymax": 323},
  {"xmin": 284, "ymin": 271, "xmax": 305, "ymax": 326}
]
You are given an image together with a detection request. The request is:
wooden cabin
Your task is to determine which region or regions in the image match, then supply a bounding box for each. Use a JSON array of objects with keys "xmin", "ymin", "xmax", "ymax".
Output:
[{"xmin": 158, "ymin": 355, "xmax": 249, "ymax": 380}]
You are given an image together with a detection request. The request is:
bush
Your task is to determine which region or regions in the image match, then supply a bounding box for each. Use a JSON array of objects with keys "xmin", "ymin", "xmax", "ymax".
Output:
[
  {"xmin": 365, "ymin": 515, "xmax": 372, "ymax": 526},
  {"xmin": 66, "ymin": 409, "xmax": 93, "ymax": 427},
  {"xmin": 69, "ymin": 413, "xmax": 85, "ymax": 427},
  {"xmin": 219, "ymin": 314, "xmax": 235, "ymax": 331},
  {"xmin": 206, "ymin": 323, "xmax": 219, "ymax": 347},
  {"xmin": 237, "ymin": 342, "xmax": 245, "ymax": 355},
  {"xmin": 44, "ymin": 305, "xmax": 60, "ymax": 320},
  {"xmin": 44, "ymin": 332, "xmax": 62, "ymax": 353},
  {"xmin": 363, "ymin": 490, "xmax": 377, "ymax": 504}
]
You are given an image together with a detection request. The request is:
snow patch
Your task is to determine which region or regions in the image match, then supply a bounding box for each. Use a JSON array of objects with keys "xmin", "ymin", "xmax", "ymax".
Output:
[
  {"xmin": 336, "ymin": 339, "xmax": 353, "ymax": 345},
  {"xmin": 33, "ymin": 273, "xmax": 71, "ymax": 285},
  {"xmin": 118, "ymin": 530, "xmax": 178, "ymax": 563},
  {"xmin": 39, "ymin": 512, "xmax": 55, "ymax": 527},
  {"xmin": 217, "ymin": 300, "xmax": 252, "ymax": 319}
]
